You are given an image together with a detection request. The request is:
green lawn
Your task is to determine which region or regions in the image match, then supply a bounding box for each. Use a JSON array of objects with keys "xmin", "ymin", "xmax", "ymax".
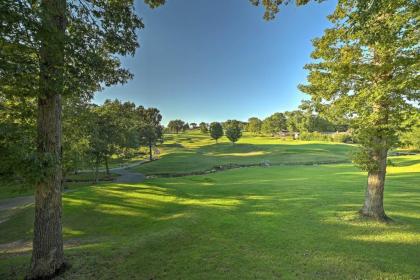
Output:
[
  {"xmin": 134, "ymin": 131, "xmax": 353, "ymax": 176},
  {"xmin": 0, "ymin": 172, "xmax": 119, "ymax": 200},
  {"xmin": 1, "ymin": 154, "xmax": 419, "ymax": 279}
]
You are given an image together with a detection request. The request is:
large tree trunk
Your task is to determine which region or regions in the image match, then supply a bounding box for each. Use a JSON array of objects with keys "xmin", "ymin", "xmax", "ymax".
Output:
[
  {"xmin": 360, "ymin": 146, "xmax": 389, "ymax": 221},
  {"xmin": 27, "ymin": 1, "xmax": 67, "ymax": 279}
]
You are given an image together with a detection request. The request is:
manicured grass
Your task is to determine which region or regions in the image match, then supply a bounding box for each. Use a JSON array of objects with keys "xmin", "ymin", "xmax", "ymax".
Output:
[
  {"xmin": 134, "ymin": 131, "xmax": 353, "ymax": 175},
  {"xmin": 1, "ymin": 155, "xmax": 419, "ymax": 279},
  {"xmin": 0, "ymin": 172, "xmax": 118, "ymax": 200}
]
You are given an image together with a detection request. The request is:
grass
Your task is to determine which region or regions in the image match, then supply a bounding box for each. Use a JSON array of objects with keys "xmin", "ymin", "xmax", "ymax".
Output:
[
  {"xmin": 134, "ymin": 131, "xmax": 353, "ymax": 176},
  {"xmin": 0, "ymin": 152, "xmax": 419, "ymax": 279},
  {"xmin": 106, "ymin": 154, "xmax": 146, "ymax": 169},
  {"xmin": 0, "ymin": 172, "xmax": 119, "ymax": 200}
]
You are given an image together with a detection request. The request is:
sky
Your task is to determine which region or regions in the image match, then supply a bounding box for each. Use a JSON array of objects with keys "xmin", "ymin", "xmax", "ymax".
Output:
[{"xmin": 93, "ymin": 0, "xmax": 338, "ymax": 125}]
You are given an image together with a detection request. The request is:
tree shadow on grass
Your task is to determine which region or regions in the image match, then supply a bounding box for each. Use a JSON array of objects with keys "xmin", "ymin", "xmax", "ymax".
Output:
[{"xmin": 0, "ymin": 164, "xmax": 419, "ymax": 279}]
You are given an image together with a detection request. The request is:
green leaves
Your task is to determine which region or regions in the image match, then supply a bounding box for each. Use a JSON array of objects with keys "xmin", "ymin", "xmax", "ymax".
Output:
[
  {"xmin": 250, "ymin": 0, "xmax": 319, "ymax": 20},
  {"xmin": 247, "ymin": 117, "xmax": 263, "ymax": 134},
  {"xmin": 1, "ymin": 0, "xmax": 157, "ymax": 100},
  {"xmin": 167, "ymin": 120, "xmax": 186, "ymax": 134},
  {"xmin": 209, "ymin": 122, "xmax": 224, "ymax": 142},
  {"xmin": 300, "ymin": 0, "xmax": 419, "ymax": 161},
  {"xmin": 225, "ymin": 120, "xmax": 243, "ymax": 144}
]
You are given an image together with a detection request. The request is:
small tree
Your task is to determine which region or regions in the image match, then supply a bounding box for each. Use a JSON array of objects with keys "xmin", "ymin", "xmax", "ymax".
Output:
[
  {"xmin": 139, "ymin": 124, "xmax": 163, "ymax": 161},
  {"xmin": 209, "ymin": 122, "xmax": 223, "ymax": 143},
  {"xmin": 136, "ymin": 107, "xmax": 163, "ymax": 161},
  {"xmin": 199, "ymin": 122, "xmax": 208, "ymax": 134},
  {"xmin": 225, "ymin": 120, "xmax": 243, "ymax": 144}
]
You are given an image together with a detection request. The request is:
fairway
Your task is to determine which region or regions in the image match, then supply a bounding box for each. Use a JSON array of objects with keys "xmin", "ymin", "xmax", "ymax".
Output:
[
  {"xmin": 2, "ymin": 1, "xmax": 419, "ymax": 278},
  {"xmin": 134, "ymin": 132, "xmax": 353, "ymax": 176},
  {"xmin": 1, "ymin": 152, "xmax": 419, "ymax": 279}
]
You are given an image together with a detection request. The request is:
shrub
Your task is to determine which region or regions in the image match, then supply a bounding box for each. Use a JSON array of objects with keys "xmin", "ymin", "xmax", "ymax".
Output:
[{"xmin": 299, "ymin": 132, "xmax": 352, "ymax": 143}]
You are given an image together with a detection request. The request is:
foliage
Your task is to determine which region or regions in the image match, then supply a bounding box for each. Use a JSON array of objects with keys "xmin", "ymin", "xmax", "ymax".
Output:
[
  {"xmin": 225, "ymin": 120, "xmax": 243, "ymax": 144},
  {"xmin": 249, "ymin": 0, "xmax": 319, "ymax": 20},
  {"xmin": 299, "ymin": 0, "xmax": 419, "ymax": 172},
  {"xmin": 167, "ymin": 120, "xmax": 185, "ymax": 134},
  {"xmin": 299, "ymin": 132, "xmax": 353, "ymax": 143},
  {"xmin": 0, "ymin": 97, "xmax": 36, "ymax": 177},
  {"xmin": 190, "ymin": 123, "xmax": 198, "ymax": 129},
  {"xmin": 246, "ymin": 117, "xmax": 262, "ymax": 134},
  {"xmin": 199, "ymin": 122, "xmax": 209, "ymax": 134},
  {"xmin": 183, "ymin": 123, "xmax": 190, "ymax": 131},
  {"xmin": 399, "ymin": 119, "xmax": 420, "ymax": 151},
  {"xmin": 262, "ymin": 113, "xmax": 287, "ymax": 135},
  {"xmin": 209, "ymin": 122, "xmax": 224, "ymax": 143}
]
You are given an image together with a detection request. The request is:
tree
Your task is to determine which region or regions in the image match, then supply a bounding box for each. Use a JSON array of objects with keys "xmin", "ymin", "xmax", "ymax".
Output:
[
  {"xmin": 137, "ymin": 107, "xmax": 163, "ymax": 161},
  {"xmin": 209, "ymin": 122, "xmax": 224, "ymax": 143},
  {"xmin": 167, "ymin": 119, "xmax": 185, "ymax": 134},
  {"xmin": 0, "ymin": 0, "xmax": 297, "ymax": 277},
  {"xmin": 284, "ymin": 110, "xmax": 307, "ymax": 133},
  {"xmin": 199, "ymin": 122, "xmax": 208, "ymax": 134},
  {"xmin": 247, "ymin": 117, "xmax": 262, "ymax": 134},
  {"xmin": 62, "ymin": 98, "xmax": 92, "ymax": 176},
  {"xmin": 98, "ymin": 100, "xmax": 138, "ymax": 175},
  {"xmin": 262, "ymin": 113, "xmax": 287, "ymax": 136},
  {"xmin": 139, "ymin": 124, "xmax": 163, "ymax": 161},
  {"xmin": 299, "ymin": 0, "xmax": 419, "ymax": 220},
  {"xmin": 1, "ymin": 0, "xmax": 164, "ymax": 277},
  {"xmin": 183, "ymin": 122, "xmax": 190, "ymax": 131},
  {"xmin": 190, "ymin": 122, "xmax": 198, "ymax": 129},
  {"xmin": 225, "ymin": 120, "xmax": 243, "ymax": 144}
]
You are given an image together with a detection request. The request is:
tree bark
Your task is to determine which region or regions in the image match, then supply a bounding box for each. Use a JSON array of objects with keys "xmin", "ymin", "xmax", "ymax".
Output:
[
  {"xmin": 94, "ymin": 155, "xmax": 100, "ymax": 184},
  {"xmin": 104, "ymin": 156, "xmax": 110, "ymax": 175},
  {"xmin": 28, "ymin": 1, "xmax": 67, "ymax": 278},
  {"xmin": 149, "ymin": 144, "xmax": 153, "ymax": 161},
  {"xmin": 360, "ymin": 146, "xmax": 389, "ymax": 221}
]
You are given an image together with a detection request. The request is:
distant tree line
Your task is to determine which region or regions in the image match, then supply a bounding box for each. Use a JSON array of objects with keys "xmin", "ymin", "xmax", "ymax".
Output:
[
  {"xmin": 247, "ymin": 101, "xmax": 349, "ymax": 136},
  {"xmin": 165, "ymin": 100, "xmax": 350, "ymax": 143}
]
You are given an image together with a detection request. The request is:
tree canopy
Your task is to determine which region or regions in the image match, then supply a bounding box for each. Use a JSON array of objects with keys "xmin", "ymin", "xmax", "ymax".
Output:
[
  {"xmin": 225, "ymin": 120, "xmax": 243, "ymax": 144},
  {"xmin": 209, "ymin": 122, "xmax": 224, "ymax": 143}
]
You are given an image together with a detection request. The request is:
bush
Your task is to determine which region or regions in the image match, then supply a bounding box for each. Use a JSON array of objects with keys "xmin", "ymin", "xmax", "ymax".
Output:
[
  {"xmin": 331, "ymin": 133, "xmax": 353, "ymax": 143},
  {"xmin": 300, "ymin": 132, "xmax": 330, "ymax": 142},
  {"xmin": 299, "ymin": 132, "xmax": 352, "ymax": 143}
]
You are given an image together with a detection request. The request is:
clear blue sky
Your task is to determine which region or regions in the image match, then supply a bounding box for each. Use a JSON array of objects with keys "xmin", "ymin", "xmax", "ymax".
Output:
[{"xmin": 93, "ymin": 0, "xmax": 337, "ymax": 125}]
